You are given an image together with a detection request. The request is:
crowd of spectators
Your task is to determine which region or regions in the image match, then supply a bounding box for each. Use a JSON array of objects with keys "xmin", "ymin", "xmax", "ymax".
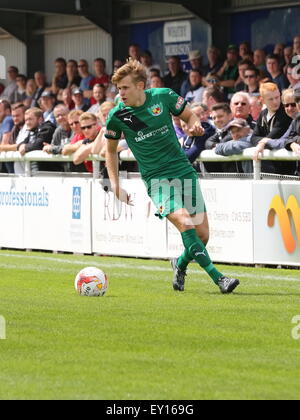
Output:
[{"xmin": 1, "ymin": 39, "xmax": 300, "ymax": 177}]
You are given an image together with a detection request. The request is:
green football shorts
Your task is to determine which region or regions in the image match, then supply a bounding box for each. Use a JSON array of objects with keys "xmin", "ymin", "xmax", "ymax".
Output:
[{"xmin": 146, "ymin": 172, "xmax": 206, "ymax": 219}]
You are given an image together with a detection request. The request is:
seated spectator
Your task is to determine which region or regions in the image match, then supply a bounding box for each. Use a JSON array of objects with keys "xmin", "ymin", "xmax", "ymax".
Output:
[
  {"xmin": 73, "ymin": 113, "xmax": 101, "ymax": 170},
  {"xmin": 202, "ymin": 86, "xmax": 225, "ymax": 111},
  {"xmin": 88, "ymin": 84, "xmax": 107, "ymax": 115},
  {"xmin": 92, "ymin": 102, "xmax": 116, "ymax": 158},
  {"xmin": 244, "ymin": 67, "xmax": 260, "ymax": 94},
  {"xmin": 283, "ymin": 46, "xmax": 293, "ymax": 75},
  {"xmin": 141, "ymin": 50, "xmax": 161, "ymax": 86},
  {"xmin": 14, "ymin": 74, "xmax": 27, "ymax": 104},
  {"xmin": 163, "ymin": 55, "xmax": 187, "ymax": 95},
  {"xmin": 0, "ymin": 99, "xmax": 15, "ymax": 173},
  {"xmin": 239, "ymin": 42, "xmax": 252, "ymax": 60},
  {"xmin": 31, "ymin": 71, "xmax": 48, "ymax": 108},
  {"xmin": 66, "ymin": 60, "xmax": 81, "ymax": 89},
  {"xmin": 98, "ymin": 101, "xmax": 115, "ymax": 127},
  {"xmin": 78, "ymin": 59, "xmax": 94, "ymax": 91},
  {"xmin": 249, "ymin": 95, "xmax": 263, "ymax": 121},
  {"xmin": 185, "ymin": 70, "xmax": 205, "ymax": 104},
  {"xmin": 51, "ymin": 57, "xmax": 68, "ymax": 95},
  {"xmin": 251, "ymin": 82, "xmax": 294, "ymax": 174},
  {"xmin": 293, "ymin": 35, "xmax": 300, "ymax": 56},
  {"xmin": 266, "ymin": 54, "xmax": 289, "ymax": 92},
  {"xmin": 61, "ymin": 88, "xmax": 75, "ymax": 111},
  {"xmin": 202, "ymin": 46, "xmax": 222, "ymax": 77},
  {"xmin": 286, "ymin": 62, "xmax": 300, "ymax": 90},
  {"xmin": 254, "ymin": 88, "xmax": 298, "ymax": 160},
  {"xmin": 253, "ymin": 49, "xmax": 267, "ymax": 76},
  {"xmin": 150, "ymin": 76, "xmax": 165, "ymax": 89},
  {"xmin": 285, "ymin": 88, "xmax": 300, "ymax": 157},
  {"xmin": 89, "ymin": 58, "xmax": 110, "ymax": 93},
  {"xmin": 181, "ymin": 50, "xmax": 203, "ymax": 97},
  {"xmin": 72, "ymin": 88, "xmax": 90, "ymax": 112},
  {"xmin": 230, "ymin": 92, "xmax": 256, "ymax": 129},
  {"xmin": 24, "ymin": 78, "xmax": 37, "ymax": 108},
  {"xmin": 39, "ymin": 91, "xmax": 57, "ymax": 125},
  {"xmin": 173, "ymin": 115, "xmax": 185, "ymax": 139},
  {"xmin": 17, "ymin": 107, "xmax": 57, "ymax": 172},
  {"xmin": 128, "ymin": 44, "xmax": 142, "ymax": 62},
  {"xmin": 217, "ymin": 44, "xmax": 239, "ymax": 100},
  {"xmin": 234, "ymin": 59, "xmax": 253, "ymax": 92},
  {"xmin": 215, "ymin": 118, "xmax": 253, "ymax": 173},
  {"xmin": 0, "ymin": 66, "xmax": 18, "ymax": 104},
  {"xmin": 43, "ymin": 105, "xmax": 72, "ymax": 156}
]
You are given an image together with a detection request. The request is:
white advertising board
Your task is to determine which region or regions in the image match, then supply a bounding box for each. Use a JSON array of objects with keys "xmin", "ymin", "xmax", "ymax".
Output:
[
  {"xmin": 167, "ymin": 180, "xmax": 254, "ymax": 264},
  {"xmin": 22, "ymin": 178, "xmax": 92, "ymax": 253},
  {"xmin": 0, "ymin": 177, "xmax": 25, "ymax": 249},
  {"xmin": 253, "ymin": 181, "xmax": 300, "ymax": 266},
  {"xmin": 92, "ymin": 179, "xmax": 167, "ymax": 258}
]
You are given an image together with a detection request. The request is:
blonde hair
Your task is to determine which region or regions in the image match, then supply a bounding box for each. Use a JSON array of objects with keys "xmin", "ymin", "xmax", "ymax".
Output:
[
  {"xmin": 112, "ymin": 59, "xmax": 147, "ymax": 87},
  {"xmin": 25, "ymin": 107, "xmax": 43, "ymax": 119},
  {"xmin": 68, "ymin": 110, "xmax": 84, "ymax": 120},
  {"xmin": 79, "ymin": 112, "xmax": 98, "ymax": 124},
  {"xmin": 259, "ymin": 82, "xmax": 279, "ymax": 98},
  {"xmin": 281, "ymin": 88, "xmax": 295, "ymax": 103}
]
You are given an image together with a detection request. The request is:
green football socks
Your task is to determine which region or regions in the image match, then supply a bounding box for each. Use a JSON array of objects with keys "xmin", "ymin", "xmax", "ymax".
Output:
[{"xmin": 177, "ymin": 229, "xmax": 223, "ymax": 285}]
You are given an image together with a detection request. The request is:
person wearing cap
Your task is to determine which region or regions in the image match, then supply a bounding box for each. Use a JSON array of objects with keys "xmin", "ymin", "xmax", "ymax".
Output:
[
  {"xmin": 39, "ymin": 91, "xmax": 57, "ymax": 126},
  {"xmin": 215, "ymin": 118, "xmax": 253, "ymax": 173},
  {"xmin": 72, "ymin": 88, "xmax": 90, "ymax": 112},
  {"xmin": 181, "ymin": 50, "xmax": 203, "ymax": 97},
  {"xmin": 217, "ymin": 45, "xmax": 239, "ymax": 100}
]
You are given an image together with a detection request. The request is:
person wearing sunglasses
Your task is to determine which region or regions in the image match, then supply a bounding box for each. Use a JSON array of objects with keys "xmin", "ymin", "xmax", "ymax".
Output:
[
  {"xmin": 244, "ymin": 67, "xmax": 260, "ymax": 94},
  {"xmin": 285, "ymin": 88, "xmax": 300, "ymax": 163},
  {"xmin": 252, "ymin": 84, "xmax": 296, "ymax": 175},
  {"xmin": 73, "ymin": 112, "xmax": 100, "ymax": 170},
  {"xmin": 230, "ymin": 92, "xmax": 256, "ymax": 129}
]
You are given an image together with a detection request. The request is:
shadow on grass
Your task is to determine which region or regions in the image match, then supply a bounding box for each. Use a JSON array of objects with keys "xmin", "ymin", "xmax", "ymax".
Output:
[{"xmin": 206, "ymin": 292, "xmax": 300, "ymax": 297}]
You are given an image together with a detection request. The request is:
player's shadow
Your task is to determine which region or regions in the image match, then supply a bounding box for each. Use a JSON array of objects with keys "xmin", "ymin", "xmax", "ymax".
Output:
[{"xmin": 206, "ymin": 292, "xmax": 300, "ymax": 297}]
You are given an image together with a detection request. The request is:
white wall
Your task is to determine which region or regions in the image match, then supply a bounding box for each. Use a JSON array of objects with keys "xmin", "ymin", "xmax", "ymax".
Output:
[{"xmin": 0, "ymin": 33, "xmax": 27, "ymax": 84}]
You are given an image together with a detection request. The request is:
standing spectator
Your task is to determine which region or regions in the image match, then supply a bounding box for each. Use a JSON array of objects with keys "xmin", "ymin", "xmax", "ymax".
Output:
[
  {"xmin": 217, "ymin": 44, "xmax": 239, "ymax": 100},
  {"xmin": 61, "ymin": 88, "xmax": 75, "ymax": 111},
  {"xmin": 244, "ymin": 67, "xmax": 260, "ymax": 94},
  {"xmin": 39, "ymin": 91, "xmax": 57, "ymax": 126},
  {"xmin": 163, "ymin": 56, "xmax": 187, "ymax": 95},
  {"xmin": 72, "ymin": 88, "xmax": 90, "ymax": 112},
  {"xmin": 185, "ymin": 70, "xmax": 205, "ymax": 104},
  {"xmin": 88, "ymin": 84, "xmax": 107, "ymax": 115},
  {"xmin": 283, "ymin": 46, "xmax": 293, "ymax": 75},
  {"xmin": 0, "ymin": 66, "xmax": 18, "ymax": 103},
  {"xmin": 31, "ymin": 71, "xmax": 47, "ymax": 108},
  {"xmin": 202, "ymin": 46, "xmax": 222, "ymax": 77},
  {"xmin": 141, "ymin": 50, "xmax": 161, "ymax": 78},
  {"xmin": 66, "ymin": 60, "xmax": 81, "ymax": 89},
  {"xmin": 230, "ymin": 92, "xmax": 256, "ymax": 129},
  {"xmin": 150, "ymin": 76, "xmax": 164, "ymax": 89},
  {"xmin": 51, "ymin": 58, "xmax": 68, "ymax": 95},
  {"xmin": 78, "ymin": 59, "xmax": 94, "ymax": 91},
  {"xmin": 13, "ymin": 74, "xmax": 27, "ymax": 104},
  {"xmin": 266, "ymin": 54, "xmax": 289, "ymax": 92},
  {"xmin": 0, "ymin": 100, "xmax": 14, "ymax": 173}
]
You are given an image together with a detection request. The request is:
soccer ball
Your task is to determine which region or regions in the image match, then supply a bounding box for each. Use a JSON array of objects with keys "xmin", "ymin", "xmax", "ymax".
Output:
[{"xmin": 75, "ymin": 267, "xmax": 108, "ymax": 297}]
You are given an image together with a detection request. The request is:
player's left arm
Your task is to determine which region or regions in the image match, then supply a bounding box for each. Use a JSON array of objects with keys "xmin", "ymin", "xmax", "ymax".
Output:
[{"xmin": 178, "ymin": 107, "xmax": 205, "ymax": 137}]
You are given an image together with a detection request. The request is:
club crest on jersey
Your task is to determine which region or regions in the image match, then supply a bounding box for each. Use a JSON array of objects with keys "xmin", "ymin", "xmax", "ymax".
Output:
[{"xmin": 148, "ymin": 103, "xmax": 163, "ymax": 117}]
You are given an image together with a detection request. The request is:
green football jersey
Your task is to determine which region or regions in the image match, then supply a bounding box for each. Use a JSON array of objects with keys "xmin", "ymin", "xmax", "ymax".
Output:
[{"xmin": 105, "ymin": 88, "xmax": 195, "ymax": 182}]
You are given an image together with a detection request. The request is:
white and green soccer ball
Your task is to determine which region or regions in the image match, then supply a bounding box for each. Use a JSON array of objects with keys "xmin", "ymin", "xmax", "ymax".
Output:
[{"xmin": 75, "ymin": 267, "xmax": 108, "ymax": 297}]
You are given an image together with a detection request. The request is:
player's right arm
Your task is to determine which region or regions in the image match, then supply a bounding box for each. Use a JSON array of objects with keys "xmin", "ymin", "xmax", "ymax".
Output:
[{"xmin": 106, "ymin": 139, "xmax": 133, "ymax": 206}]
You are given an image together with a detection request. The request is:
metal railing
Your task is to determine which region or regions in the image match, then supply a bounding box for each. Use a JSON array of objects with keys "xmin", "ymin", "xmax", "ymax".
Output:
[{"xmin": 0, "ymin": 148, "xmax": 299, "ymax": 180}]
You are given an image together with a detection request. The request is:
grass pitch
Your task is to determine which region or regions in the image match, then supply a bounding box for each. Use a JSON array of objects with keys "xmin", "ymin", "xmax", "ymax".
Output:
[{"xmin": 0, "ymin": 250, "xmax": 300, "ymax": 400}]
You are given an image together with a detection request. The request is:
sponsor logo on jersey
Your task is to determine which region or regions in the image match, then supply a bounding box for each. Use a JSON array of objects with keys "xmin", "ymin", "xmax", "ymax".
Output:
[
  {"xmin": 175, "ymin": 96, "xmax": 185, "ymax": 110},
  {"xmin": 148, "ymin": 103, "xmax": 163, "ymax": 117},
  {"xmin": 106, "ymin": 129, "xmax": 117, "ymax": 138},
  {"xmin": 115, "ymin": 109, "xmax": 148, "ymax": 132}
]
